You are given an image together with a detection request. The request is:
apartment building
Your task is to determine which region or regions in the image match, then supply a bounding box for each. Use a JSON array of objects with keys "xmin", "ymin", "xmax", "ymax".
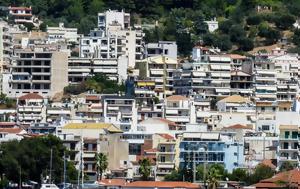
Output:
[
  {"xmin": 8, "ymin": 6, "xmax": 35, "ymax": 25},
  {"xmin": 98, "ymin": 10, "xmax": 130, "ymax": 32},
  {"xmin": 102, "ymin": 95, "xmax": 138, "ymax": 132},
  {"xmin": 216, "ymin": 95, "xmax": 254, "ymax": 112},
  {"xmin": 271, "ymin": 53, "xmax": 299, "ymax": 102},
  {"xmin": 6, "ymin": 48, "xmax": 69, "ymax": 98},
  {"xmin": 59, "ymin": 123, "xmax": 128, "ymax": 179},
  {"xmin": 165, "ymin": 95, "xmax": 196, "ymax": 125},
  {"xmin": 47, "ymin": 22, "xmax": 80, "ymax": 44},
  {"xmin": 153, "ymin": 133, "xmax": 177, "ymax": 179},
  {"xmin": 17, "ymin": 93, "xmax": 46, "ymax": 124},
  {"xmin": 177, "ymin": 132, "xmax": 244, "ymax": 172},
  {"xmin": 146, "ymin": 55, "xmax": 178, "ymax": 99},
  {"xmin": 175, "ymin": 56, "xmax": 231, "ymax": 98},
  {"xmin": 145, "ymin": 41, "xmax": 177, "ymax": 60},
  {"xmin": 230, "ymin": 70, "xmax": 253, "ymax": 96},
  {"xmin": 68, "ymin": 56, "xmax": 128, "ymax": 84},
  {"xmin": 253, "ymin": 56, "xmax": 277, "ymax": 103},
  {"xmin": 0, "ymin": 22, "xmax": 13, "ymax": 72},
  {"xmin": 277, "ymin": 125, "xmax": 299, "ymax": 168}
]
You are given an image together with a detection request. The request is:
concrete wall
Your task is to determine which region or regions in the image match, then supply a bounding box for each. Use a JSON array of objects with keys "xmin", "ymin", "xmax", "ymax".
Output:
[{"xmin": 50, "ymin": 51, "xmax": 68, "ymax": 97}]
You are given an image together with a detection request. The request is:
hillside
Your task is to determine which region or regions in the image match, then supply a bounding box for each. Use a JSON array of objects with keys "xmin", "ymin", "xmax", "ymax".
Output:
[{"xmin": 1, "ymin": 0, "xmax": 300, "ymax": 56}]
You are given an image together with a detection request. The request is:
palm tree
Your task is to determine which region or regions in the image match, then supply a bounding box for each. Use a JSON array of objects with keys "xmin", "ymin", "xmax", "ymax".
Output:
[
  {"xmin": 207, "ymin": 167, "xmax": 221, "ymax": 189},
  {"xmin": 138, "ymin": 158, "xmax": 151, "ymax": 180},
  {"xmin": 95, "ymin": 153, "xmax": 108, "ymax": 180}
]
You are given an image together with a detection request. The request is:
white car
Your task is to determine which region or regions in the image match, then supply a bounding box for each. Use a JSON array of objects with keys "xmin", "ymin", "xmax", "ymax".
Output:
[{"xmin": 40, "ymin": 184, "xmax": 60, "ymax": 189}]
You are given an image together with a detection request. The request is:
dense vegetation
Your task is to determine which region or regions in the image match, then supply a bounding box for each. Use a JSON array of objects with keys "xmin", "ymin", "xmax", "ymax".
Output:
[
  {"xmin": 64, "ymin": 74, "xmax": 125, "ymax": 95},
  {"xmin": 0, "ymin": 135, "xmax": 78, "ymax": 186},
  {"xmin": 165, "ymin": 164, "xmax": 275, "ymax": 186},
  {"xmin": 1, "ymin": 0, "xmax": 300, "ymax": 55}
]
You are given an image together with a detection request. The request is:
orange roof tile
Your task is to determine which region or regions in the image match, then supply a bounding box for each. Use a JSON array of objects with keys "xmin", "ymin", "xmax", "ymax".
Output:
[
  {"xmin": 155, "ymin": 118, "xmax": 178, "ymax": 127},
  {"xmin": 260, "ymin": 159, "xmax": 276, "ymax": 170},
  {"xmin": 157, "ymin": 133, "xmax": 175, "ymax": 140},
  {"xmin": 19, "ymin": 93, "xmax": 43, "ymax": 100},
  {"xmin": 0, "ymin": 128, "xmax": 24, "ymax": 134},
  {"xmin": 166, "ymin": 95, "xmax": 188, "ymax": 101},
  {"xmin": 227, "ymin": 54, "xmax": 247, "ymax": 59},
  {"xmin": 99, "ymin": 179, "xmax": 127, "ymax": 186},
  {"xmin": 86, "ymin": 95, "xmax": 100, "ymax": 101},
  {"xmin": 225, "ymin": 124, "xmax": 252, "ymax": 130},
  {"xmin": 123, "ymin": 181, "xmax": 200, "ymax": 188},
  {"xmin": 255, "ymin": 169, "xmax": 300, "ymax": 188}
]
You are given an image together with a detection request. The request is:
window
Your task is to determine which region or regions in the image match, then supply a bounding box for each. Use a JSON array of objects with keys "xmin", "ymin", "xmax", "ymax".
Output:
[
  {"xmin": 285, "ymin": 131, "xmax": 290, "ymax": 139},
  {"xmin": 262, "ymin": 125, "xmax": 270, "ymax": 131},
  {"xmin": 160, "ymin": 156, "xmax": 165, "ymax": 162}
]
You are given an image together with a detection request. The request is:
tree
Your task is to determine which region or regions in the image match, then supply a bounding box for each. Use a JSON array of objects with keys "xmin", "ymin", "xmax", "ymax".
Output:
[
  {"xmin": 279, "ymin": 162, "xmax": 296, "ymax": 172},
  {"xmin": 138, "ymin": 158, "xmax": 151, "ymax": 180},
  {"xmin": 274, "ymin": 14, "xmax": 296, "ymax": 30},
  {"xmin": 292, "ymin": 29, "xmax": 300, "ymax": 46},
  {"xmin": 249, "ymin": 165, "xmax": 275, "ymax": 184},
  {"xmin": 228, "ymin": 168, "xmax": 248, "ymax": 183},
  {"xmin": 0, "ymin": 135, "xmax": 77, "ymax": 184},
  {"xmin": 95, "ymin": 153, "xmax": 108, "ymax": 180},
  {"xmin": 207, "ymin": 167, "xmax": 222, "ymax": 189},
  {"xmin": 164, "ymin": 169, "xmax": 182, "ymax": 181}
]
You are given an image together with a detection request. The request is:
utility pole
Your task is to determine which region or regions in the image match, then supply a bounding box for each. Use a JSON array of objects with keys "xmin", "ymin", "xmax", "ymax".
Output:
[
  {"xmin": 49, "ymin": 148, "xmax": 53, "ymax": 184},
  {"xmin": 19, "ymin": 167, "xmax": 21, "ymax": 189},
  {"xmin": 63, "ymin": 151, "xmax": 66, "ymax": 189}
]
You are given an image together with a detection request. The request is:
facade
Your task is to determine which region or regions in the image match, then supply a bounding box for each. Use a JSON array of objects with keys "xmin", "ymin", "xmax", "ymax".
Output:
[
  {"xmin": 230, "ymin": 70, "xmax": 253, "ymax": 96},
  {"xmin": 7, "ymin": 48, "xmax": 68, "ymax": 98},
  {"xmin": 68, "ymin": 56, "xmax": 128, "ymax": 84},
  {"xmin": 60, "ymin": 123, "xmax": 128, "ymax": 179},
  {"xmin": 102, "ymin": 95, "xmax": 138, "ymax": 132},
  {"xmin": 47, "ymin": 22, "xmax": 80, "ymax": 44},
  {"xmin": 145, "ymin": 41, "xmax": 177, "ymax": 60},
  {"xmin": 98, "ymin": 10, "xmax": 130, "ymax": 32},
  {"xmin": 178, "ymin": 132, "xmax": 244, "ymax": 172},
  {"xmin": 277, "ymin": 125, "xmax": 299, "ymax": 168},
  {"xmin": 17, "ymin": 93, "xmax": 47, "ymax": 124},
  {"xmin": 8, "ymin": 6, "xmax": 34, "ymax": 25},
  {"xmin": 204, "ymin": 18, "xmax": 218, "ymax": 32}
]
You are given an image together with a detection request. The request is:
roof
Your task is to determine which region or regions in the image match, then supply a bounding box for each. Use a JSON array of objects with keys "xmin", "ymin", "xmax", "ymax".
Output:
[
  {"xmin": 123, "ymin": 181, "xmax": 199, "ymax": 188},
  {"xmin": 231, "ymin": 70, "xmax": 251, "ymax": 77},
  {"xmin": 260, "ymin": 159, "xmax": 276, "ymax": 170},
  {"xmin": 99, "ymin": 179, "xmax": 127, "ymax": 186},
  {"xmin": 279, "ymin": 125, "xmax": 298, "ymax": 131},
  {"xmin": 143, "ymin": 55, "xmax": 177, "ymax": 64},
  {"xmin": 62, "ymin": 123, "xmax": 122, "ymax": 133},
  {"xmin": 166, "ymin": 95, "xmax": 188, "ymax": 101},
  {"xmin": 157, "ymin": 133, "xmax": 175, "ymax": 140},
  {"xmin": 227, "ymin": 54, "xmax": 247, "ymax": 59},
  {"xmin": 85, "ymin": 95, "xmax": 100, "ymax": 101},
  {"xmin": 225, "ymin": 124, "xmax": 252, "ymax": 130},
  {"xmin": 255, "ymin": 169, "xmax": 300, "ymax": 188},
  {"xmin": 155, "ymin": 118, "xmax": 178, "ymax": 127},
  {"xmin": 0, "ymin": 128, "xmax": 24, "ymax": 134},
  {"xmin": 19, "ymin": 93, "xmax": 43, "ymax": 100},
  {"xmin": 9, "ymin": 6, "xmax": 32, "ymax": 11},
  {"xmin": 219, "ymin": 95, "xmax": 250, "ymax": 103}
]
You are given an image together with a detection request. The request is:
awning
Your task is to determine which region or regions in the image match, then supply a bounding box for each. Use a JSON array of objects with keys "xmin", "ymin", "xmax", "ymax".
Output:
[
  {"xmin": 151, "ymin": 70, "xmax": 163, "ymax": 75},
  {"xmin": 193, "ymin": 71, "xmax": 206, "ymax": 77},
  {"xmin": 256, "ymin": 86, "xmax": 277, "ymax": 91},
  {"xmin": 215, "ymin": 88, "xmax": 230, "ymax": 93}
]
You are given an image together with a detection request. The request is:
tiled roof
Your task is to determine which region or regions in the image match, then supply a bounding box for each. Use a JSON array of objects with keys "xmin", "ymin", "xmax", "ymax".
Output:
[
  {"xmin": 123, "ymin": 181, "xmax": 200, "ymax": 188},
  {"xmin": 156, "ymin": 118, "xmax": 178, "ymax": 127},
  {"xmin": 279, "ymin": 125, "xmax": 298, "ymax": 130},
  {"xmin": 62, "ymin": 123, "xmax": 122, "ymax": 133},
  {"xmin": 98, "ymin": 179, "xmax": 127, "ymax": 186},
  {"xmin": 85, "ymin": 95, "xmax": 100, "ymax": 101},
  {"xmin": 166, "ymin": 95, "xmax": 188, "ymax": 101},
  {"xmin": 227, "ymin": 54, "xmax": 247, "ymax": 59},
  {"xmin": 219, "ymin": 95, "xmax": 250, "ymax": 103},
  {"xmin": 260, "ymin": 159, "xmax": 276, "ymax": 170},
  {"xmin": 255, "ymin": 169, "xmax": 300, "ymax": 188},
  {"xmin": 225, "ymin": 124, "xmax": 252, "ymax": 130},
  {"xmin": 19, "ymin": 93, "xmax": 43, "ymax": 100},
  {"xmin": 0, "ymin": 128, "xmax": 24, "ymax": 134},
  {"xmin": 157, "ymin": 133, "xmax": 175, "ymax": 140}
]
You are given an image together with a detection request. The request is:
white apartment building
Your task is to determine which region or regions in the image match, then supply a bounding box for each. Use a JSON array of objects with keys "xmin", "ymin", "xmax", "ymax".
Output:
[
  {"xmin": 165, "ymin": 95, "xmax": 196, "ymax": 126},
  {"xmin": 47, "ymin": 22, "xmax": 80, "ymax": 44},
  {"xmin": 17, "ymin": 93, "xmax": 47, "ymax": 124},
  {"xmin": 146, "ymin": 55, "xmax": 178, "ymax": 99},
  {"xmin": 175, "ymin": 56, "xmax": 231, "ymax": 98},
  {"xmin": 102, "ymin": 95, "xmax": 138, "ymax": 132},
  {"xmin": 270, "ymin": 53, "xmax": 299, "ymax": 102},
  {"xmin": 68, "ymin": 56, "xmax": 128, "ymax": 84},
  {"xmin": 0, "ymin": 22, "xmax": 13, "ymax": 72},
  {"xmin": 98, "ymin": 10, "xmax": 130, "ymax": 32},
  {"xmin": 145, "ymin": 41, "xmax": 177, "ymax": 60},
  {"xmin": 8, "ymin": 6, "xmax": 34, "ymax": 25},
  {"xmin": 6, "ymin": 48, "xmax": 68, "ymax": 98},
  {"xmin": 253, "ymin": 56, "xmax": 277, "ymax": 102}
]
